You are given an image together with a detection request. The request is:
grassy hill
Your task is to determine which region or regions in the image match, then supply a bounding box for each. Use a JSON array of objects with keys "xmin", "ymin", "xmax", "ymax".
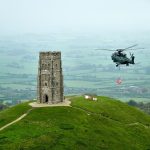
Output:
[{"xmin": 1, "ymin": 96, "xmax": 150, "ymax": 150}]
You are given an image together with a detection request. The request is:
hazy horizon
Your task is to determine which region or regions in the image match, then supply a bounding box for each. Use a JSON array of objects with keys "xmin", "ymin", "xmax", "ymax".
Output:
[{"xmin": 0, "ymin": 0, "xmax": 150, "ymax": 35}]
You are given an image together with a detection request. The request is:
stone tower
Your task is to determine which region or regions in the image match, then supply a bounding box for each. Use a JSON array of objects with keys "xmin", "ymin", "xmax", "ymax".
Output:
[{"xmin": 37, "ymin": 51, "xmax": 64, "ymax": 104}]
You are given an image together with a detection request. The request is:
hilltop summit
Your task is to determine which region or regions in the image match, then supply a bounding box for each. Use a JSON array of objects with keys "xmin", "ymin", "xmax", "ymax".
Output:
[{"xmin": 0, "ymin": 96, "xmax": 150, "ymax": 150}]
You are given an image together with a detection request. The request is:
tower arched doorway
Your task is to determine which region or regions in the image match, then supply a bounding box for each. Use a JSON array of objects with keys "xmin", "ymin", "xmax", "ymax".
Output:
[{"xmin": 44, "ymin": 94, "xmax": 49, "ymax": 103}]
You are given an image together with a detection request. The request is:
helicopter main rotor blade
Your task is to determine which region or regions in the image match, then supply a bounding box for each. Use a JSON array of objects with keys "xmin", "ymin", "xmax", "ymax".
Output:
[
  {"xmin": 95, "ymin": 48, "xmax": 115, "ymax": 51},
  {"xmin": 123, "ymin": 44, "xmax": 138, "ymax": 50},
  {"xmin": 131, "ymin": 48, "xmax": 145, "ymax": 50},
  {"xmin": 123, "ymin": 48, "xmax": 144, "ymax": 51}
]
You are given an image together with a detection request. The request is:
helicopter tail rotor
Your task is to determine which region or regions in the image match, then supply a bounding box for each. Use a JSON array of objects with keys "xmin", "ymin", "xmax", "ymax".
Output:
[{"xmin": 130, "ymin": 53, "xmax": 135, "ymax": 64}]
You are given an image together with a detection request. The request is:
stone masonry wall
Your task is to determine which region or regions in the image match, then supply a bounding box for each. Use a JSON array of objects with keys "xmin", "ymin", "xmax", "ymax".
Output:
[{"xmin": 37, "ymin": 51, "xmax": 64, "ymax": 104}]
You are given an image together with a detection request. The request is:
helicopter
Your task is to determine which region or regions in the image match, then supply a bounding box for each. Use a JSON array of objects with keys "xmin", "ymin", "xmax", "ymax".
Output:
[{"xmin": 95, "ymin": 44, "xmax": 143, "ymax": 67}]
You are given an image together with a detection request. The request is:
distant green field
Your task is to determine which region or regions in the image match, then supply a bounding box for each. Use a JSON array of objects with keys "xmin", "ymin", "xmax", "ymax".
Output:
[
  {"xmin": 2, "ymin": 84, "xmax": 35, "ymax": 90},
  {"xmin": 66, "ymin": 80, "xmax": 99, "ymax": 88},
  {"xmin": 0, "ymin": 34, "xmax": 150, "ymax": 101},
  {"xmin": 0, "ymin": 94, "xmax": 5, "ymax": 97}
]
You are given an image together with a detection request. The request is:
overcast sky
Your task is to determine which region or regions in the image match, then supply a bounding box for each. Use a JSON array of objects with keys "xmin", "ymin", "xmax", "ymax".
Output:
[{"xmin": 0, "ymin": 0, "xmax": 150, "ymax": 34}]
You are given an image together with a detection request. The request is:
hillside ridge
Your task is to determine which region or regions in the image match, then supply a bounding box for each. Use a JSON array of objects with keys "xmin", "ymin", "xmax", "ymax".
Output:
[{"xmin": 0, "ymin": 96, "xmax": 150, "ymax": 150}]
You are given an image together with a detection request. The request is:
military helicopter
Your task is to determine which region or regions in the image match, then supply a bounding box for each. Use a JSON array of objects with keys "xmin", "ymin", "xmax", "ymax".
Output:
[{"xmin": 95, "ymin": 44, "xmax": 142, "ymax": 67}]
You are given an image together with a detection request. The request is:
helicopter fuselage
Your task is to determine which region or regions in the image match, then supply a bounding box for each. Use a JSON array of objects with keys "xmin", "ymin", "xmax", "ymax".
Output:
[
  {"xmin": 95, "ymin": 44, "xmax": 138, "ymax": 67},
  {"xmin": 111, "ymin": 52, "xmax": 135, "ymax": 67}
]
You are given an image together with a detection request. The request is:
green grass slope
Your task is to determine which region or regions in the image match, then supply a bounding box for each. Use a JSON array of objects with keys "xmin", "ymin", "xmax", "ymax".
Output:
[
  {"xmin": 0, "ymin": 96, "xmax": 150, "ymax": 150},
  {"xmin": 0, "ymin": 102, "xmax": 31, "ymax": 128}
]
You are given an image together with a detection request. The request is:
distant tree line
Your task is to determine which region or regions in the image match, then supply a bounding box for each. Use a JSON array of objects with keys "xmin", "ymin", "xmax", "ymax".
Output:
[
  {"xmin": 0, "ymin": 103, "xmax": 8, "ymax": 111},
  {"xmin": 127, "ymin": 100, "xmax": 150, "ymax": 114}
]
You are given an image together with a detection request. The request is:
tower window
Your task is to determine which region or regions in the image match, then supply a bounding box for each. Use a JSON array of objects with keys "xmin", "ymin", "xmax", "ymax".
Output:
[{"xmin": 45, "ymin": 82, "xmax": 48, "ymax": 86}]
